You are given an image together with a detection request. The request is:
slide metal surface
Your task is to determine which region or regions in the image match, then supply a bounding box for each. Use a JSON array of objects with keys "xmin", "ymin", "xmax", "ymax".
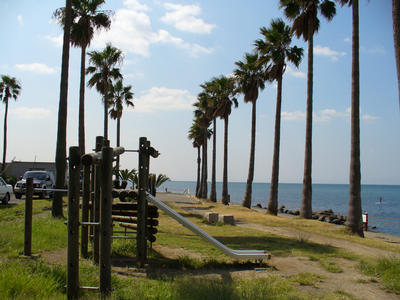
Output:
[{"xmin": 146, "ymin": 193, "xmax": 271, "ymax": 260}]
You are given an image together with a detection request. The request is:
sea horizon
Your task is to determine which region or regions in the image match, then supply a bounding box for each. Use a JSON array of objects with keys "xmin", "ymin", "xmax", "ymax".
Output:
[{"xmin": 169, "ymin": 180, "xmax": 400, "ymax": 187}]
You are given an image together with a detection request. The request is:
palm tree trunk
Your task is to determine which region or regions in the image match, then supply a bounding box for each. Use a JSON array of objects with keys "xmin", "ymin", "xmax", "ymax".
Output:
[
  {"xmin": 300, "ymin": 23, "xmax": 314, "ymax": 219},
  {"xmin": 267, "ymin": 74, "xmax": 283, "ymax": 215},
  {"xmin": 78, "ymin": 44, "xmax": 87, "ymax": 155},
  {"xmin": 242, "ymin": 100, "xmax": 256, "ymax": 208},
  {"xmin": 222, "ymin": 116, "xmax": 229, "ymax": 205},
  {"xmin": 393, "ymin": 0, "xmax": 400, "ymax": 109},
  {"xmin": 347, "ymin": 0, "xmax": 364, "ymax": 237},
  {"xmin": 53, "ymin": 0, "xmax": 72, "ymax": 218},
  {"xmin": 1, "ymin": 100, "xmax": 9, "ymax": 172},
  {"xmin": 104, "ymin": 95, "xmax": 108, "ymax": 141},
  {"xmin": 116, "ymin": 117, "xmax": 121, "ymax": 175},
  {"xmin": 196, "ymin": 146, "xmax": 201, "ymax": 197},
  {"xmin": 198, "ymin": 144, "xmax": 204, "ymax": 198},
  {"xmin": 200, "ymin": 134, "xmax": 208, "ymax": 199},
  {"xmin": 210, "ymin": 118, "xmax": 217, "ymax": 202}
]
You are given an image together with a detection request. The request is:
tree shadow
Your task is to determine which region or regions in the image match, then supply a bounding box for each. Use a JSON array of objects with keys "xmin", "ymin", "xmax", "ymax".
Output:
[
  {"xmin": 213, "ymin": 235, "xmax": 339, "ymax": 257},
  {"xmin": 0, "ymin": 203, "xmax": 18, "ymax": 209},
  {"xmin": 111, "ymin": 246, "xmax": 272, "ymax": 280}
]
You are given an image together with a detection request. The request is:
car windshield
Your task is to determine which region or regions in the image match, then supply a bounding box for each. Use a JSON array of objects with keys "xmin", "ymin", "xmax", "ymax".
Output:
[{"xmin": 23, "ymin": 172, "xmax": 47, "ymax": 180}]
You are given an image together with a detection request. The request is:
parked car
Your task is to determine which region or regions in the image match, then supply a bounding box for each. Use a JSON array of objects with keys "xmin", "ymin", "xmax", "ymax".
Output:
[
  {"xmin": 0, "ymin": 176, "xmax": 13, "ymax": 204},
  {"xmin": 14, "ymin": 170, "xmax": 55, "ymax": 199}
]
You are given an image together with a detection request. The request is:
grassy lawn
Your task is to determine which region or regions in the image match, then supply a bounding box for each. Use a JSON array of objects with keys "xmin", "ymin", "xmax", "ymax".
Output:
[
  {"xmin": 185, "ymin": 200, "xmax": 400, "ymax": 254},
  {"xmin": 0, "ymin": 198, "xmax": 399, "ymax": 299}
]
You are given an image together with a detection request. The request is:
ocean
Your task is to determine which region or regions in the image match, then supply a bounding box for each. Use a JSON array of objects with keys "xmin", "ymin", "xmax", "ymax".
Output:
[{"xmin": 159, "ymin": 181, "xmax": 400, "ymax": 237}]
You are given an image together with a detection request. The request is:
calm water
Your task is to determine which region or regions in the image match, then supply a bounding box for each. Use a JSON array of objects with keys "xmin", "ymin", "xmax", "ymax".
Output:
[{"xmin": 159, "ymin": 181, "xmax": 400, "ymax": 236}]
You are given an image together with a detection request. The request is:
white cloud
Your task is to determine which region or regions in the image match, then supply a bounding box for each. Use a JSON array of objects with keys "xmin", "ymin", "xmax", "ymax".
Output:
[
  {"xmin": 154, "ymin": 29, "xmax": 213, "ymax": 57},
  {"xmin": 123, "ymin": 0, "xmax": 149, "ymax": 11},
  {"xmin": 161, "ymin": 3, "xmax": 216, "ymax": 34},
  {"xmin": 93, "ymin": 8, "xmax": 153, "ymax": 56},
  {"xmin": 344, "ymin": 37, "xmax": 350, "ymax": 43},
  {"xmin": 91, "ymin": 1, "xmax": 213, "ymax": 57},
  {"xmin": 17, "ymin": 15, "xmax": 23, "ymax": 27},
  {"xmin": 282, "ymin": 111, "xmax": 306, "ymax": 121},
  {"xmin": 286, "ymin": 65, "xmax": 306, "ymax": 79},
  {"xmin": 11, "ymin": 107, "xmax": 52, "ymax": 120},
  {"xmin": 362, "ymin": 114, "xmax": 379, "ymax": 121},
  {"xmin": 132, "ymin": 87, "xmax": 196, "ymax": 113},
  {"xmin": 45, "ymin": 34, "xmax": 63, "ymax": 47},
  {"xmin": 15, "ymin": 63, "xmax": 56, "ymax": 74},
  {"xmin": 283, "ymin": 107, "xmax": 378, "ymax": 122},
  {"xmin": 314, "ymin": 45, "xmax": 346, "ymax": 61}
]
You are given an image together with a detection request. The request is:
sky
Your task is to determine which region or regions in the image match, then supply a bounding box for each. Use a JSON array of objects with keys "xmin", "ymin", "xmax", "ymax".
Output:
[{"xmin": 0, "ymin": 0, "xmax": 399, "ymax": 185}]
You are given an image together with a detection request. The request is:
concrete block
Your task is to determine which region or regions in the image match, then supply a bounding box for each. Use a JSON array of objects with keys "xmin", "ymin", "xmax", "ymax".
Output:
[
  {"xmin": 205, "ymin": 212, "xmax": 219, "ymax": 224},
  {"xmin": 218, "ymin": 214, "xmax": 235, "ymax": 225}
]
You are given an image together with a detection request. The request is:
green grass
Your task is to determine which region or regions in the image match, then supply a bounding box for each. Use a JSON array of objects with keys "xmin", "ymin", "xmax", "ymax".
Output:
[
  {"xmin": 156, "ymin": 207, "xmax": 351, "ymax": 261},
  {"xmin": 0, "ymin": 199, "xmax": 398, "ymax": 299},
  {"xmin": 0, "ymin": 259, "xmax": 66, "ymax": 299},
  {"xmin": 290, "ymin": 272, "xmax": 324, "ymax": 286},
  {"xmin": 319, "ymin": 260, "xmax": 343, "ymax": 273},
  {"xmin": 0, "ymin": 212, "xmax": 67, "ymax": 257},
  {"xmin": 203, "ymin": 202, "xmax": 400, "ymax": 254},
  {"xmin": 359, "ymin": 257, "xmax": 400, "ymax": 294},
  {"xmin": 0, "ymin": 199, "xmax": 52, "ymax": 222}
]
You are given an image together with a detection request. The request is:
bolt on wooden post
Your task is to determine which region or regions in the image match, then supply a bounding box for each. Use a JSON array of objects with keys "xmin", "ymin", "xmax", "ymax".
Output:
[
  {"xmin": 24, "ymin": 177, "xmax": 33, "ymax": 256},
  {"xmin": 67, "ymin": 146, "xmax": 81, "ymax": 300},
  {"xmin": 99, "ymin": 146, "xmax": 113, "ymax": 296}
]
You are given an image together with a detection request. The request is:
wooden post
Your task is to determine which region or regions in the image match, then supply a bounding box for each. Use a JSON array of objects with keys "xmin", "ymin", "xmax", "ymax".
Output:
[
  {"xmin": 67, "ymin": 146, "xmax": 81, "ymax": 300},
  {"xmin": 93, "ymin": 136, "xmax": 103, "ymax": 264},
  {"xmin": 137, "ymin": 137, "xmax": 149, "ymax": 266},
  {"xmin": 24, "ymin": 177, "xmax": 33, "ymax": 256},
  {"xmin": 149, "ymin": 173, "xmax": 156, "ymax": 196},
  {"xmin": 81, "ymin": 164, "xmax": 91, "ymax": 258},
  {"xmin": 100, "ymin": 146, "xmax": 113, "ymax": 296},
  {"xmin": 89, "ymin": 164, "xmax": 95, "ymax": 239}
]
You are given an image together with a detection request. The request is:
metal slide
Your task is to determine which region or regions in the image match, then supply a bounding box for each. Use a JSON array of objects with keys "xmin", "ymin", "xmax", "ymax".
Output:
[{"xmin": 146, "ymin": 193, "xmax": 271, "ymax": 260}]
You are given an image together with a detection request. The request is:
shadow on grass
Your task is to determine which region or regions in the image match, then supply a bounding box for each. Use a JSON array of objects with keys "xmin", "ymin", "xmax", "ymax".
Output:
[
  {"xmin": 111, "ymin": 246, "xmax": 271, "ymax": 280},
  {"xmin": 177, "ymin": 212, "xmax": 204, "ymax": 220},
  {"xmin": 0, "ymin": 203, "xmax": 18, "ymax": 209},
  {"xmin": 214, "ymin": 235, "xmax": 339, "ymax": 257}
]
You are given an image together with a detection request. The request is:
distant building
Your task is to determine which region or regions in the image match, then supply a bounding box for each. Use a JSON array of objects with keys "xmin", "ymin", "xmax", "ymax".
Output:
[{"xmin": 1, "ymin": 161, "xmax": 56, "ymax": 178}]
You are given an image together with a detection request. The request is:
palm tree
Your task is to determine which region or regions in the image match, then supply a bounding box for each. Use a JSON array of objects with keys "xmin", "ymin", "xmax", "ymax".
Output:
[
  {"xmin": 0, "ymin": 75, "xmax": 21, "ymax": 173},
  {"xmin": 109, "ymin": 80, "xmax": 134, "ymax": 175},
  {"xmin": 200, "ymin": 79, "xmax": 220, "ymax": 202},
  {"xmin": 54, "ymin": 0, "xmax": 111, "ymax": 155},
  {"xmin": 118, "ymin": 168, "xmax": 136, "ymax": 188},
  {"xmin": 193, "ymin": 92, "xmax": 214, "ymax": 199},
  {"xmin": 188, "ymin": 120, "xmax": 204, "ymax": 197},
  {"xmin": 234, "ymin": 53, "xmax": 266, "ymax": 208},
  {"xmin": 53, "ymin": 0, "xmax": 72, "ymax": 218},
  {"xmin": 155, "ymin": 174, "xmax": 171, "ymax": 188},
  {"xmin": 280, "ymin": 0, "xmax": 336, "ymax": 219},
  {"xmin": 336, "ymin": 0, "xmax": 363, "ymax": 237},
  {"xmin": 212, "ymin": 76, "xmax": 238, "ymax": 205},
  {"xmin": 393, "ymin": 0, "xmax": 400, "ymax": 109},
  {"xmin": 86, "ymin": 43, "xmax": 123, "ymax": 141},
  {"xmin": 255, "ymin": 19, "xmax": 303, "ymax": 215}
]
